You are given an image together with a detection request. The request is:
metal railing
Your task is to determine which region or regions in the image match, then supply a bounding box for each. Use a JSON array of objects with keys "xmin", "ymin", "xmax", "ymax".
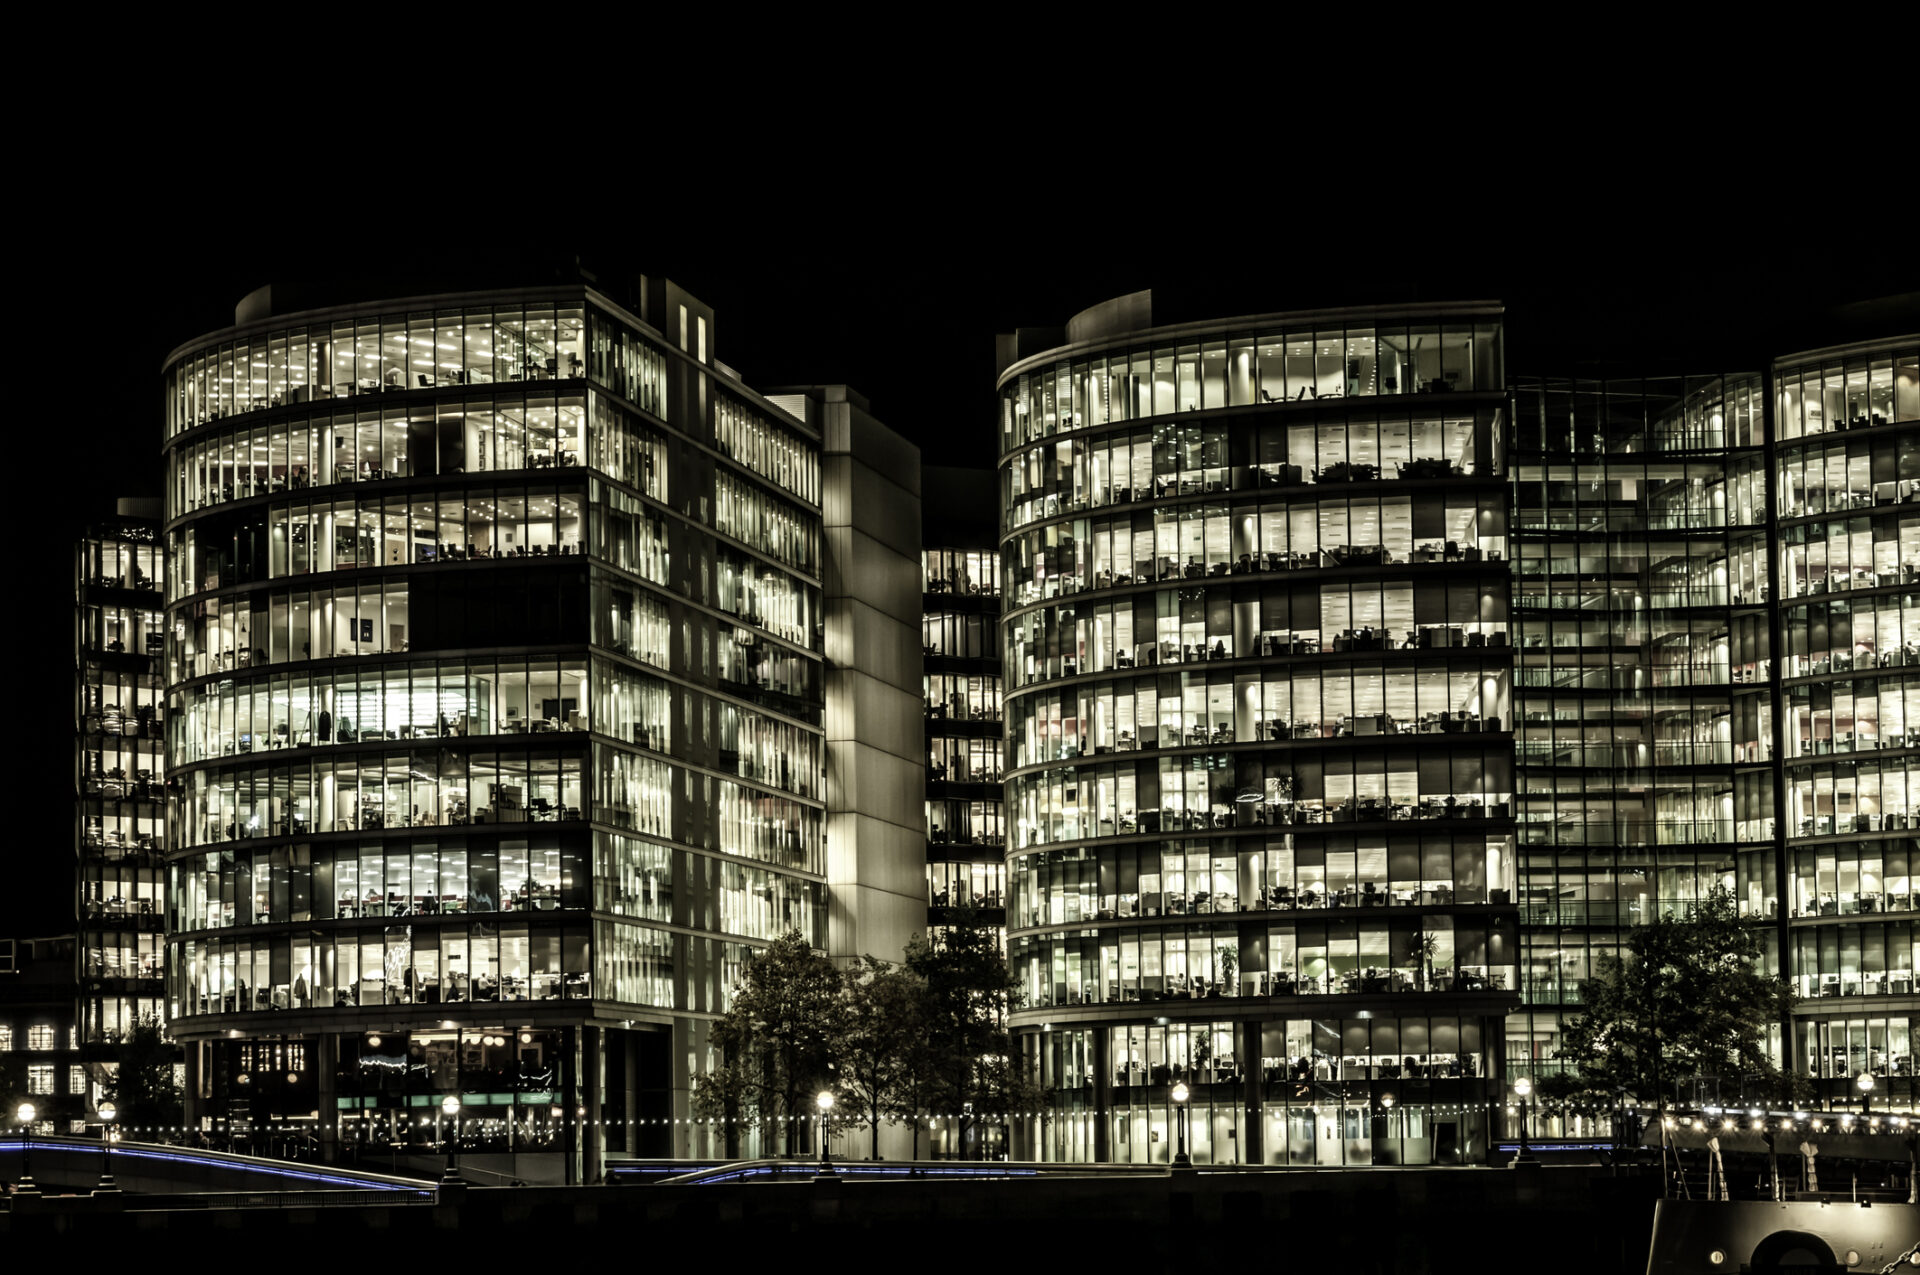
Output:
[{"xmin": 143, "ymin": 1187, "xmax": 438, "ymax": 1209}]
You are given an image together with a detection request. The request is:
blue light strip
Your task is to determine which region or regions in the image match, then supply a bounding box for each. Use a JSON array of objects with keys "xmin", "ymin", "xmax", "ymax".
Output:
[
  {"xmin": 0, "ymin": 1140, "xmax": 428, "ymax": 1193},
  {"xmin": 685, "ymin": 1163, "xmax": 1040, "ymax": 1185},
  {"xmin": 1496, "ymin": 1143, "xmax": 1616, "ymax": 1152}
]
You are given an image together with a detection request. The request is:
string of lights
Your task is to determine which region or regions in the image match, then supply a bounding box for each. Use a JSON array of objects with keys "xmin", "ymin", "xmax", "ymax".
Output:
[{"xmin": 37, "ymin": 1105, "xmax": 1917, "ymax": 1139}]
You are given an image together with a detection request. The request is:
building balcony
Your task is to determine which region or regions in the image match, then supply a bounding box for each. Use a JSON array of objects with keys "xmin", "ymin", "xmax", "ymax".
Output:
[
  {"xmin": 1013, "ymin": 886, "xmax": 1514, "ymax": 931},
  {"xmin": 1016, "ymin": 968, "xmax": 1519, "ymax": 1016}
]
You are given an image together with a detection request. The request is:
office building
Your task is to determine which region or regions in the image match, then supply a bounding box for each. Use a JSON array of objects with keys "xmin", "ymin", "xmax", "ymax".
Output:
[
  {"xmin": 1510, "ymin": 339, "xmax": 1920, "ymax": 1121},
  {"xmin": 0, "ymin": 936, "xmax": 81, "ymax": 1134},
  {"xmin": 4, "ymin": 505, "xmax": 169, "ymax": 1137},
  {"xmin": 996, "ymin": 291, "xmax": 1919, "ymax": 1163},
  {"xmin": 79, "ymin": 504, "xmax": 170, "ymax": 1049},
  {"xmin": 922, "ymin": 467, "xmax": 1008, "ymax": 944},
  {"xmin": 1771, "ymin": 340, "xmax": 1920, "ymax": 1109},
  {"xmin": 997, "ymin": 296, "xmax": 1518, "ymax": 1165},
  {"xmin": 158, "ymin": 277, "xmax": 922, "ymax": 1181},
  {"xmin": 919, "ymin": 465, "xmax": 1010, "ymax": 1159}
]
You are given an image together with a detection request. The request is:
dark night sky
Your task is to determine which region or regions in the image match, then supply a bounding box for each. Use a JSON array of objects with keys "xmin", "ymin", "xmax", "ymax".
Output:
[
  {"xmin": 44, "ymin": 199, "xmax": 1914, "ymax": 528},
  {"xmin": 15, "ymin": 141, "xmax": 1913, "ymax": 933}
]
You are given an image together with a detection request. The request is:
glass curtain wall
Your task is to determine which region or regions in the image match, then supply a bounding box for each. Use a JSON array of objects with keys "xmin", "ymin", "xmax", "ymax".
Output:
[
  {"xmin": 1004, "ymin": 306, "xmax": 1518, "ymax": 1166},
  {"xmin": 161, "ymin": 284, "xmax": 834, "ymax": 1171},
  {"xmin": 1512, "ymin": 344, "xmax": 1920, "ymax": 1124},
  {"xmin": 78, "ymin": 518, "xmax": 170, "ymax": 1053},
  {"xmin": 1775, "ymin": 340, "xmax": 1920, "ymax": 1112},
  {"xmin": 1508, "ymin": 375, "xmax": 1772, "ymax": 1121}
]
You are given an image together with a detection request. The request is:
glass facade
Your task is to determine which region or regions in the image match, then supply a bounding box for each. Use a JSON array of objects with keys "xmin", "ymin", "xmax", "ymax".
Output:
[
  {"xmin": 921, "ymin": 474, "xmax": 1010, "ymax": 1154},
  {"xmin": 1774, "ymin": 341, "xmax": 1920, "ymax": 1110},
  {"xmin": 925, "ymin": 527, "xmax": 1008, "ymax": 940},
  {"xmin": 1509, "ymin": 374, "xmax": 1777, "ymax": 1112},
  {"xmin": 1509, "ymin": 337, "xmax": 1920, "ymax": 1125},
  {"xmin": 161, "ymin": 284, "xmax": 834, "ymax": 1178},
  {"xmin": 1002, "ymin": 305, "xmax": 1519, "ymax": 1165},
  {"xmin": 78, "ymin": 517, "xmax": 168, "ymax": 1045},
  {"xmin": 921, "ymin": 470, "xmax": 1010, "ymax": 1158},
  {"xmin": 82, "ymin": 279, "xmax": 1917, "ymax": 1173}
]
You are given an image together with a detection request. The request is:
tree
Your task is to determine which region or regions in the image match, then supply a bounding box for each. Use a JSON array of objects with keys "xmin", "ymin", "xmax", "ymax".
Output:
[
  {"xmin": 1554, "ymin": 887, "xmax": 1797, "ymax": 1112},
  {"xmin": 106, "ymin": 1014, "xmax": 183, "ymax": 1136},
  {"xmin": 891, "ymin": 1027, "xmax": 941, "ymax": 1161},
  {"xmin": 692, "ymin": 930, "xmax": 847, "ymax": 1157},
  {"xmin": 904, "ymin": 911, "xmax": 1044, "ymax": 1159},
  {"xmin": 838, "ymin": 955, "xmax": 926, "ymax": 1159}
]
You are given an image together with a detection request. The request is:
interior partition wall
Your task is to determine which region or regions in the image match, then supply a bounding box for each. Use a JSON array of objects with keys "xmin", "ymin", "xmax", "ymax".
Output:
[{"xmin": 1000, "ymin": 303, "xmax": 1521, "ymax": 1165}]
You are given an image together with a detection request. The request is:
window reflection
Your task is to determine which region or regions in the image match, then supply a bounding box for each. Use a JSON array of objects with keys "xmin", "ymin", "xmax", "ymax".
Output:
[
  {"xmin": 1004, "ymin": 492, "xmax": 1507, "ymax": 608},
  {"xmin": 1006, "ymin": 579, "xmax": 1508, "ymax": 689},
  {"xmin": 1776, "ymin": 347, "xmax": 1920, "ymax": 440},
  {"xmin": 1007, "ymin": 747, "xmax": 1513, "ymax": 849},
  {"xmin": 1002, "ymin": 409, "xmax": 1499, "ymax": 535},
  {"xmin": 171, "ymin": 394, "xmax": 587, "ymax": 515},
  {"xmin": 1000, "ymin": 319, "xmax": 1503, "ymax": 456},
  {"xmin": 169, "ymin": 308, "xmax": 590, "ymax": 435}
]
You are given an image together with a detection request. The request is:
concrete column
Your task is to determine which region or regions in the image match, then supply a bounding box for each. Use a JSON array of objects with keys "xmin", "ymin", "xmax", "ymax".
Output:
[
  {"xmin": 315, "ymin": 1033, "xmax": 338, "ymax": 1163},
  {"xmin": 813, "ymin": 387, "xmax": 928, "ymax": 1165},
  {"xmin": 583, "ymin": 1024, "xmax": 603, "ymax": 1183},
  {"xmin": 183, "ymin": 1039, "xmax": 206, "ymax": 1137},
  {"xmin": 616, "ymin": 1029, "xmax": 636, "ymax": 1157},
  {"xmin": 1240, "ymin": 1021, "xmax": 1262, "ymax": 1165},
  {"xmin": 1488, "ymin": 1024, "xmax": 1509, "ymax": 1166},
  {"xmin": 1093, "ymin": 1029, "xmax": 1112, "ymax": 1163},
  {"xmin": 669, "ymin": 1017, "xmax": 692, "ymax": 1160},
  {"xmin": 565, "ymin": 1027, "xmax": 579, "ymax": 1185},
  {"xmin": 817, "ymin": 385, "xmax": 927, "ymax": 985}
]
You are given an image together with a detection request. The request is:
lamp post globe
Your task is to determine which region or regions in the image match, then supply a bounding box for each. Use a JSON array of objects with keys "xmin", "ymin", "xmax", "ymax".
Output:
[
  {"xmin": 440, "ymin": 1094, "xmax": 463, "ymax": 1187},
  {"xmin": 1510, "ymin": 1077, "xmax": 1539, "ymax": 1168},
  {"xmin": 1856, "ymin": 1071, "xmax": 1875, "ymax": 1119},
  {"xmin": 816, "ymin": 1091, "xmax": 835, "ymax": 1173},
  {"xmin": 94, "ymin": 1100, "xmax": 121, "ymax": 1194},
  {"xmin": 15, "ymin": 1101, "xmax": 38, "ymax": 1195},
  {"xmin": 1170, "ymin": 1081, "xmax": 1192, "ymax": 1168}
]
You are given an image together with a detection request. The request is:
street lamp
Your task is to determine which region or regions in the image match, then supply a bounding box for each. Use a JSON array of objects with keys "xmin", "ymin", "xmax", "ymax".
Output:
[
  {"xmin": 815, "ymin": 1090, "xmax": 835, "ymax": 1173},
  {"xmin": 1170, "ymin": 1081, "xmax": 1192, "ymax": 1168},
  {"xmin": 439, "ymin": 1095, "xmax": 463, "ymax": 1188},
  {"xmin": 1856, "ymin": 1071, "xmax": 1875, "ymax": 1119},
  {"xmin": 1382, "ymin": 1093, "xmax": 1398, "ymax": 1166},
  {"xmin": 14, "ymin": 1101, "xmax": 38, "ymax": 1196},
  {"xmin": 95, "ymin": 1100, "xmax": 120, "ymax": 1194},
  {"xmin": 1511, "ymin": 1077, "xmax": 1539, "ymax": 1168}
]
